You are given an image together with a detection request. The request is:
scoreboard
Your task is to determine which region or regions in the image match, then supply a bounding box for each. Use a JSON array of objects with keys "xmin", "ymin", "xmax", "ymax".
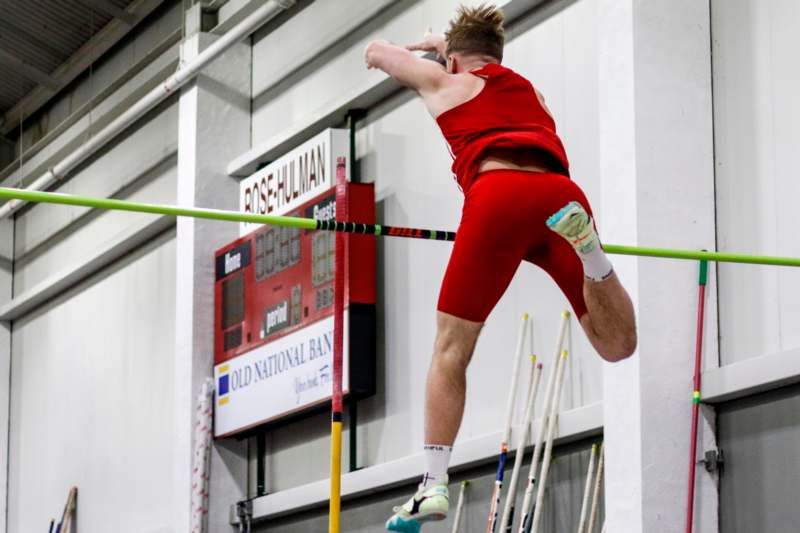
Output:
[{"xmin": 213, "ymin": 129, "xmax": 376, "ymax": 438}]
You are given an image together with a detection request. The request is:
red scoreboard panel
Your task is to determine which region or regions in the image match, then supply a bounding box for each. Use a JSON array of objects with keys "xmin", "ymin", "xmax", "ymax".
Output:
[{"xmin": 213, "ymin": 181, "xmax": 376, "ymax": 438}]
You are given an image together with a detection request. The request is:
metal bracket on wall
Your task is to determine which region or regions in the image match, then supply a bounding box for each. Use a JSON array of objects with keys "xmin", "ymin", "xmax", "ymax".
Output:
[
  {"xmin": 345, "ymin": 107, "xmax": 367, "ymax": 474},
  {"xmin": 236, "ymin": 499, "xmax": 253, "ymax": 533},
  {"xmin": 256, "ymin": 431, "xmax": 268, "ymax": 497},
  {"xmin": 346, "ymin": 109, "xmax": 367, "ymax": 184},
  {"xmin": 184, "ymin": 3, "xmax": 219, "ymax": 37},
  {"xmin": 702, "ymin": 449, "xmax": 724, "ymax": 474}
]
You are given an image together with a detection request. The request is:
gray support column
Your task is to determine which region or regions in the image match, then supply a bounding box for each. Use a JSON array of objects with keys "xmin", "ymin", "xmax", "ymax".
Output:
[
  {"xmin": 0, "ymin": 219, "xmax": 11, "ymax": 533},
  {"xmin": 600, "ymin": 1, "xmax": 719, "ymax": 532},
  {"xmin": 173, "ymin": 21, "xmax": 252, "ymax": 532}
]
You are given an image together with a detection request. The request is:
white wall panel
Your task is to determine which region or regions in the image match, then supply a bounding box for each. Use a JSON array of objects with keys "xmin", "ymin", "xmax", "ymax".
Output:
[
  {"xmin": 713, "ymin": 0, "xmax": 800, "ymax": 364},
  {"xmin": 8, "ymin": 235, "xmax": 176, "ymax": 533},
  {"xmin": 252, "ymin": 0, "xmax": 474, "ymax": 143},
  {"xmin": 252, "ymin": 0, "xmax": 603, "ymax": 491},
  {"xmin": 13, "ymin": 100, "xmax": 178, "ymax": 294}
]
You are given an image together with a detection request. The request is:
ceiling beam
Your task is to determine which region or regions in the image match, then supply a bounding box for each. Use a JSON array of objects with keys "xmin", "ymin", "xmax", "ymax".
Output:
[
  {"xmin": 0, "ymin": 47, "xmax": 60, "ymax": 91},
  {"xmin": 0, "ymin": 19, "xmax": 70, "ymax": 62},
  {"xmin": 76, "ymin": 0, "xmax": 139, "ymax": 25},
  {"xmin": 0, "ymin": 0, "xmax": 164, "ymax": 135}
]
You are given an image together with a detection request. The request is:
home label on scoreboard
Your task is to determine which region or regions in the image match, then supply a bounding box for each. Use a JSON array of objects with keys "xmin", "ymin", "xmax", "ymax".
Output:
[{"xmin": 215, "ymin": 129, "xmax": 376, "ymax": 438}]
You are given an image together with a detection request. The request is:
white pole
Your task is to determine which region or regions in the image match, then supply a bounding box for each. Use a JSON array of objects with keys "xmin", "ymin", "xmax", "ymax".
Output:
[
  {"xmin": 451, "ymin": 480, "xmax": 470, "ymax": 533},
  {"xmin": 576, "ymin": 444, "xmax": 598, "ymax": 533},
  {"xmin": 586, "ymin": 443, "xmax": 605, "ymax": 533},
  {"xmin": 502, "ymin": 313, "xmax": 530, "ymax": 452},
  {"xmin": 0, "ymin": 0, "xmax": 295, "ymax": 218},
  {"xmin": 498, "ymin": 358, "xmax": 543, "ymax": 532},
  {"xmin": 520, "ymin": 316, "xmax": 536, "ymax": 425},
  {"xmin": 191, "ymin": 378, "xmax": 214, "ymax": 533},
  {"xmin": 487, "ymin": 313, "xmax": 530, "ymax": 532},
  {"xmin": 528, "ymin": 347, "xmax": 569, "ymax": 533},
  {"xmin": 516, "ymin": 311, "xmax": 570, "ymax": 532}
]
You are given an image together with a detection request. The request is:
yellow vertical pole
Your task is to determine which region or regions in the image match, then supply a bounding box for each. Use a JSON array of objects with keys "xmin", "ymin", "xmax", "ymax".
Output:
[
  {"xmin": 329, "ymin": 156, "xmax": 347, "ymax": 533},
  {"xmin": 329, "ymin": 417, "xmax": 343, "ymax": 533}
]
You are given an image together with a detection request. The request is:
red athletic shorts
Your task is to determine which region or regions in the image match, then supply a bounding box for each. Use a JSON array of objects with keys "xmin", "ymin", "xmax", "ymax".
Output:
[{"xmin": 437, "ymin": 170, "xmax": 592, "ymax": 322}]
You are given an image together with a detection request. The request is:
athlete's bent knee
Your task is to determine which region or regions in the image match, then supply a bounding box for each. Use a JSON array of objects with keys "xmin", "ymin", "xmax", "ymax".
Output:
[{"xmin": 598, "ymin": 332, "xmax": 637, "ymax": 363}]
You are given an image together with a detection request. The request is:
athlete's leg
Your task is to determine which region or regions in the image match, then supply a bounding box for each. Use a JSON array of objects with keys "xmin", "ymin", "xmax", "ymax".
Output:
[
  {"xmin": 428, "ymin": 172, "xmax": 531, "ymax": 451},
  {"xmin": 387, "ymin": 172, "xmax": 528, "ymax": 532},
  {"xmin": 425, "ymin": 311, "xmax": 483, "ymax": 447},
  {"xmin": 580, "ymin": 275, "xmax": 637, "ymax": 361},
  {"xmin": 385, "ymin": 315, "xmax": 483, "ymax": 532},
  {"xmin": 531, "ymin": 245, "xmax": 636, "ymax": 361},
  {"xmin": 544, "ymin": 198, "xmax": 637, "ymax": 361}
]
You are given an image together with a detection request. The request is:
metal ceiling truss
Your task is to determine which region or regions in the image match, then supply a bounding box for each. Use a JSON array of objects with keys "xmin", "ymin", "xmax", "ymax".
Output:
[
  {"xmin": 0, "ymin": 46, "xmax": 60, "ymax": 91},
  {"xmin": 0, "ymin": 0, "xmax": 165, "ymax": 136},
  {"xmin": 76, "ymin": 0, "xmax": 139, "ymax": 25}
]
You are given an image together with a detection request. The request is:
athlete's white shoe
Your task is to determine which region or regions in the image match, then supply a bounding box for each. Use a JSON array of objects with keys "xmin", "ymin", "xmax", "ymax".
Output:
[
  {"xmin": 546, "ymin": 201, "xmax": 600, "ymax": 254},
  {"xmin": 385, "ymin": 483, "xmax": 449, "ymax": 532}
]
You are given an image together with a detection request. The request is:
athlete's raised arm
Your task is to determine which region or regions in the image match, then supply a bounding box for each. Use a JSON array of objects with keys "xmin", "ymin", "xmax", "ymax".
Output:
[
  {"xmin": 405, "ymin": 30, "xmax": 447, "ymax": 58},
  {"xmin": 363, "ymin": 39, "xmax": 447, "ymax": 96}
]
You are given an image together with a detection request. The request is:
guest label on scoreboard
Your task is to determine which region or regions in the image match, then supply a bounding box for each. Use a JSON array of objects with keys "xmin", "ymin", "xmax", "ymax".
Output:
[{"xmin": 239, "ymin": 128, "xmax": 349, "ymax": 236}]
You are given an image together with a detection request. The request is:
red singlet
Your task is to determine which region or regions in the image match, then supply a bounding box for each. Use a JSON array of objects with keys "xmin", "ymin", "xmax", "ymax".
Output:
[
  {"xmin": 435, "ymin": 63, "xmax": 592, "ymax": 322},
  {"xmin": 437, "ymin": 63, "xmax": 570, "ymax": 192}
]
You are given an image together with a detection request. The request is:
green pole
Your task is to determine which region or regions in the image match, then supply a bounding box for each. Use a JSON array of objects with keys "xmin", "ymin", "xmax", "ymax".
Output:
[
  {"xmin": 698, "ymin": 257, "xmax": 709, "ymax": 286},
  {"xmin": 600, "ymin": 244, "xmax": 800, "ymax": 268},
  {"xmin": 1, "ymin": 187, "xmax": 800, "ymax": 267},
  {"xmin": 0, "ymin": 187, "xmax": 319, "ymax": 231}
]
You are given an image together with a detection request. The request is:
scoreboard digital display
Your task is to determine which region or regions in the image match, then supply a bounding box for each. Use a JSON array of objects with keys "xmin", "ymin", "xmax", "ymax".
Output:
[{"xmin": 213, "ymin": 130, "xmax": 376, "ymax": 438}]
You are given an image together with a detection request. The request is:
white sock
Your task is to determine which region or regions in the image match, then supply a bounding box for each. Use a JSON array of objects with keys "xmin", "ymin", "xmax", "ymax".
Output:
[
  {"xmin": 579, "ymin": 243, "xmax": 614, "ymax": 282},
  {"xmin": 420, "ymin": 444, "xmax": 452, "ymax": 488}
]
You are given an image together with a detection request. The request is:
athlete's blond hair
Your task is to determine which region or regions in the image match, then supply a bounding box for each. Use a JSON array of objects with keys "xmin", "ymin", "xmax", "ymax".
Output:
[{"xmin": 445, "ymin": 4, "xmax": 505, "ymax": 62}]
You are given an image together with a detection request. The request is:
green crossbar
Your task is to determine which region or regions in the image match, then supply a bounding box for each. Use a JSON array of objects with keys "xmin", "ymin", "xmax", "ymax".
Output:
[
  {"xmin": 1, "ymin": 187, "xmax": 798, "ymax": 267},
  {"xmin": 600, "ymin": 244, "xmax": 800, "ymax": 267}
]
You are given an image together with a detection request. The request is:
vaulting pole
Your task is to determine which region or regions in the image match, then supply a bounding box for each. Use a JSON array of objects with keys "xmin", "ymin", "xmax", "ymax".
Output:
[
  {"xmin": 2, "ymin": 187, "xmax": 799, "ymax": 266},
  {"xmin": 487, "ymin": 314, "xmax": 529, "ymax": 533},
  {"xmin": 527, "ymin": 348, "xmax": 569, "ymax": 533},
  {"xmin": 517, "ymin": 311, "xmax": 570, "ymax": 533},
  {"xmin": 499, "ymin": 357, "xmax": 543, "ymax": 532},
  {"xmin": 451, "ymin": 480, "xmax": 470, "ymax": 533},
  {"xmin": 500, "ymin": 316, "xmax": 540, "ymax": 532},
  {"xmin": 586, "ymin": 443, "xmax": 605, "ymax": 533},
  {"xmin": 576, "ymin": 444, "xmax": 598, "ymax": 533}
]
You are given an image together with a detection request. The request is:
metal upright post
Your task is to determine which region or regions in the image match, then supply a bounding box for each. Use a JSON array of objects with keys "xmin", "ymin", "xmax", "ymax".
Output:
[{"xmin": 685, "ymin": 259, "xmax": 709, "ymax": 532}]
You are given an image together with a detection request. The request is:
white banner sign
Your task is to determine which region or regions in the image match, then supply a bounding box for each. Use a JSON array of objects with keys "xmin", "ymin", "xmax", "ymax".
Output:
[
  {"xmin": 238, "ymin": 128, "xmax": 349, "ymax": 235},
  {"xmin": 213, "ymin": 312, "xmax": 350, "ymax": 437}
]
